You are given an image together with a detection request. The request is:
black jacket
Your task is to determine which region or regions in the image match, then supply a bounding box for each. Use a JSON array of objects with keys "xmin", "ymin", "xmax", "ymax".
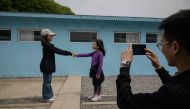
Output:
[
  {"xmin": 116, "ymin": 66, "xmax": 190, "ymax": 109},
  {"xmin": 40, "ymin": 41, "xmax": 72, "ymax": 73}
]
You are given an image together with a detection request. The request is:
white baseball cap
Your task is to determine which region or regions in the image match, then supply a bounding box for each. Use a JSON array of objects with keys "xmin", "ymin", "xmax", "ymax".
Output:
[{"xmin": 41, "ymin": 29, "xmax": 56, "ymax": 37}]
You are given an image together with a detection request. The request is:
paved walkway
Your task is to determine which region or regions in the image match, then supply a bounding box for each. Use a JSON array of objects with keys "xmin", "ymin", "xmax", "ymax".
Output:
[
  {"xmin": 0, "ymin": 76, "xmax": 82, "ymax": 109},
  {"xmin": 0, "ymin": 77, "xmax": 67, "ymax": 109},
  {"xmin": 49, "ymin": 76, "xmax": 81, "ymax": 109}
]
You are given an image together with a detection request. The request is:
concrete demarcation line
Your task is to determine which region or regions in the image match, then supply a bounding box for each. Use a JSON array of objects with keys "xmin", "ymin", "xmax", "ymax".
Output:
[
  {"xmin": 49, "ymin": 76, "xmax": 81, "ymax": 109},
  {"xmin": 82, "ymin": 101, "xmax": 116, "ymax": 105}
]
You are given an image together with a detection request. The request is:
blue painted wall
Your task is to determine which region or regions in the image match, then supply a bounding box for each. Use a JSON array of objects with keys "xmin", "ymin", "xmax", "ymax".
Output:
[{"xmin": 0, "ymin": 16, "xmax": 176, "ymax": 77}]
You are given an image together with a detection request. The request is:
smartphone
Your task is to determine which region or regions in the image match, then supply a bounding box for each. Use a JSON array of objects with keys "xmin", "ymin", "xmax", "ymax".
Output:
[{"xmin": 132, "ymin": 44, "xmax": 146, "ymax": 55}]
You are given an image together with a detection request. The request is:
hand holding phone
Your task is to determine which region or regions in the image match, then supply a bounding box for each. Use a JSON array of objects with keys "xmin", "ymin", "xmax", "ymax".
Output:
[{"xmin": 144, "ymin": 48, "xmax": 162, "ymax": 69}]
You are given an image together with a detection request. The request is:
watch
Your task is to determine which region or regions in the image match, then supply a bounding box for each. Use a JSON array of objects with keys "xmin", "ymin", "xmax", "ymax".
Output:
[
  {"xmin": 121, "ymin": 60, "xmax": 131, "ymax": 67},
  {"xmin": 126, "ymin": 61, "xmax": 131, "ymax": 67}
]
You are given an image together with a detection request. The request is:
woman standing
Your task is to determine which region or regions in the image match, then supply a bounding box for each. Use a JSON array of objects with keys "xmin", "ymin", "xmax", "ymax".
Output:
[{"xmin": 40, "ymin": 29, "xmax": 75, "ymax": 103}]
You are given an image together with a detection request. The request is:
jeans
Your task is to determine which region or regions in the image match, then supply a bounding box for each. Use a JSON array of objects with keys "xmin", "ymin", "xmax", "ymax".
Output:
[{"xmin": 42, "ymin": 73, "xmax": 53, "ymax": 100}]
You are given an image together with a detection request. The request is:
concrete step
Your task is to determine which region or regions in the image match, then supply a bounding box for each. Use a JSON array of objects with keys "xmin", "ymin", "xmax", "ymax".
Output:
[{"xmin": 49, "ymin": 76, "xmax": 81, "ymax": 109}]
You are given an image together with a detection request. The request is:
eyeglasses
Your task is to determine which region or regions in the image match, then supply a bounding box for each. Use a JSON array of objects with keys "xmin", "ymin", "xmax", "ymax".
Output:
[{"xmin": 156, "ymin": 42, "xmax": 170, "ymax": 50}]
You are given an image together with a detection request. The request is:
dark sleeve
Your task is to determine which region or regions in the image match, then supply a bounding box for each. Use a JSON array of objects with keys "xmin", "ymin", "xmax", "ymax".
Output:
[
  {"xmin": 155, "ymin": 67, "xmax": 171, "ymax": 84},
  {"xmin": 116, "ymin": 67, "xmax": 174, "ymax": 109},
  {"xmin": 46, "ymin": 43, "xmax": 72, "ymax": 56},
  {"xmin": 116, "ymin": 67, "xmax": 132, "ymax": 109}
]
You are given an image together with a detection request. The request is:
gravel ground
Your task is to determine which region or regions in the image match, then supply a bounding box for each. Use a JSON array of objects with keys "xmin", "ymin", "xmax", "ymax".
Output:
[
  {"xmin": 0, "ymin": 77, "xmax": 67, "ymax": 108},
  {"xmin": 81, "ymin": 76, "xmax": 162, "ymax": 109}
]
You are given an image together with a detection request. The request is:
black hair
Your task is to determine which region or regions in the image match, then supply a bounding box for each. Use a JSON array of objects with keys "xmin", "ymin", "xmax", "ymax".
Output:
[
  {"xmin": 158, "ymin": 9, "xmax": 190, "ymax": 54},
  {"xmin": 94, "ymin": 39, "xmax": 106, "ymax": 56}
]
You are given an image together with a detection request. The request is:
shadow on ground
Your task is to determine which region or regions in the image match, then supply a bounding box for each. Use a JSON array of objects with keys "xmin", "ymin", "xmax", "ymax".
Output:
[{"xmin": 0, "ymin": 96, "xmax": 45, "ymax": 105}]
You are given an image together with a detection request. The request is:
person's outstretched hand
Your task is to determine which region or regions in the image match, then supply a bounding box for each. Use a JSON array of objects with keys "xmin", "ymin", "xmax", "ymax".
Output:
[
  {"xmin": 145, "ymin": 48, "xmax": 162, "ymax": 69},
  {"xmin": 72, "ymin": 53, "xmax": 77, "ymax": 57},
  {"xmin": 120, "ymin": 44, "xmax": 133, "ymax": 67}
]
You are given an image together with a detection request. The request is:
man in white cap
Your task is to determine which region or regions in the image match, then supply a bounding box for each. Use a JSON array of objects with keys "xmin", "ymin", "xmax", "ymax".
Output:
[{"xmin": 40, "ymin": 29, "xmax": 76, "ymax": 103}]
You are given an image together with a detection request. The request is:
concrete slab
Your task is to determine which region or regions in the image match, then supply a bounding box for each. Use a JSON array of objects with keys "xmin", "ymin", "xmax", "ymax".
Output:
[
  {"xmin": 0, "ymin": 77, "xmax": 67, "ymax": 109},
  {"xmin": 82, "ymin": 101, "xmax": 116, "ymax": 105},
  {"xmin": 49, "ymin": 76, "xmax": 81, "ymax": 109}
]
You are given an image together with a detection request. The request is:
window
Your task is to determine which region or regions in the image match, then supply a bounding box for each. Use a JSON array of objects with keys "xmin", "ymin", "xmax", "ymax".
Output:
[
  {"xmin": 0, "ymin": 29, "xmax": 11, "ymax": 41},
  {"xmin": 114, "ymin": 32, "xmax": 140, "ymax": 43},
  {"xmin": 146, "ymin": 33, "xmax": 162, "ymax": 43},
  {"xmin": 19, "ymin": 29, "xmax": 41, "ymax": 41},
  {"xmin": 70, "ymin": 31, "xmax": 97, "ymax": 42}
]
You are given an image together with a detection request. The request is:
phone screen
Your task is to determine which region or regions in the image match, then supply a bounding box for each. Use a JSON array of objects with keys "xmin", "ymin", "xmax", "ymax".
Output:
[{"xmin": 132, "ymin": 44, "xmax": 146, "ymax": 55}]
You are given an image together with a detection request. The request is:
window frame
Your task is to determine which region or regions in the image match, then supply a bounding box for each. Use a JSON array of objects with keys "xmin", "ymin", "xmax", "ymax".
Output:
[
  {"xmin": 0, "ymin": 28, "xmax": 12, "ymax": 43},
  {"xmin": 69, "ymin": 30, "xmax": 99, "ymax": 43},
  {"xmin": 18, "ymin": 28, "xmax": 42, "ymax": 43},
  {"xmin": 113, "ymin": 31, "xmax": 141, "ymax": 44},
  {"xmin": 146, "ymin": 32, "xmax": 163, "ymax": 44}
]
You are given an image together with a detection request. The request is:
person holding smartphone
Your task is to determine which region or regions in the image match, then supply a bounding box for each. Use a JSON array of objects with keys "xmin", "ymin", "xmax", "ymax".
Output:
[{"xmin": 116, "ymin": 9, "xmax": 190, "ymax": 109}]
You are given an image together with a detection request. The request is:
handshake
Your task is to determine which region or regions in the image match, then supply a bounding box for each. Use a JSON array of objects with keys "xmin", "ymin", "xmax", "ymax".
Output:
[{"xmin": 71, "ymin": 53, "xmax": 77, "ymax": 57}]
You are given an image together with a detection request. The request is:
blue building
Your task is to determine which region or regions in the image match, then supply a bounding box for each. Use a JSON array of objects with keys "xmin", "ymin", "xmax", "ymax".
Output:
[{"xmin": 0, "ymin": 12, "xmax": 176, "ymax": 77}]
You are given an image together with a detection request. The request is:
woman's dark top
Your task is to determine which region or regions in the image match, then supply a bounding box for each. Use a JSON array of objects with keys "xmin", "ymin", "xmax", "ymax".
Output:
[{"xmin": 40, "ymin": 41, "xmax": 72, "ymax": 73}]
